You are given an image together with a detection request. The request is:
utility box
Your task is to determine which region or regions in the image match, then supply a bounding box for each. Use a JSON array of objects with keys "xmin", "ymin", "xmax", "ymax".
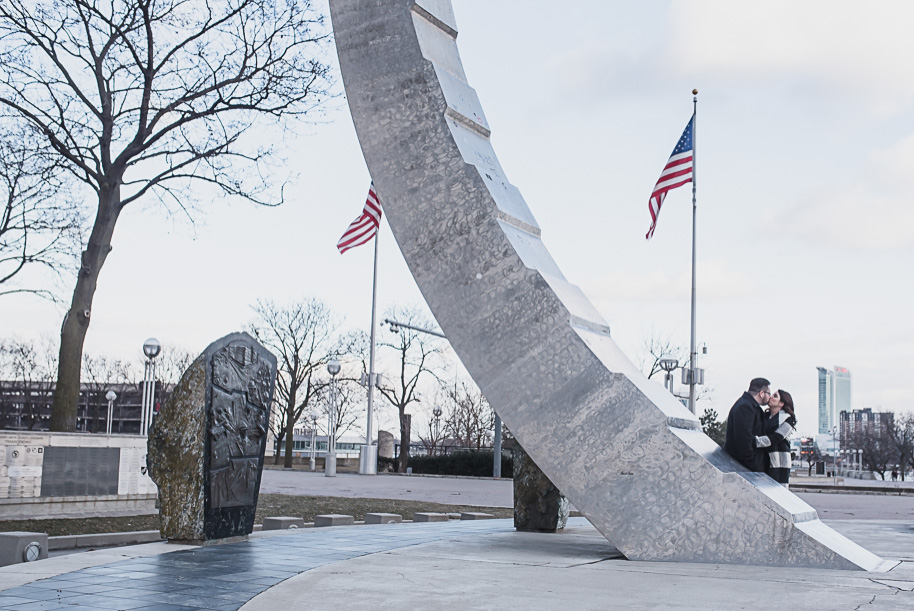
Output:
[
  {"xmin": 0, "ymin": 532, "xmax": 48, "ymax": 567},
  {"xmin": 681, "ymin": 368, "xmax": 705, "ymax": 385}
]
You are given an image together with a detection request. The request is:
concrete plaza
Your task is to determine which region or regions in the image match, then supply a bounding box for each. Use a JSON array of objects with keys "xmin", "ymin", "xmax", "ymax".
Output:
[{"xmin": 0, "ymin": 471, "xmax": 911, "ymax": 610}]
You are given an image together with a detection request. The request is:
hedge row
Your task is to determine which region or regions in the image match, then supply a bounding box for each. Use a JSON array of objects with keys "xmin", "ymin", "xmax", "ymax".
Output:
[{"xmin": 379, "ymin": 450, "xmax": 513, "ymax": 478}]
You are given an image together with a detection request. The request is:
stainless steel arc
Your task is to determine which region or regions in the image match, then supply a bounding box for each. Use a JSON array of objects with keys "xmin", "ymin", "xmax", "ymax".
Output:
[{"xmin": 330, "ymin": 0, "xmax": 885, "ymax": 570}]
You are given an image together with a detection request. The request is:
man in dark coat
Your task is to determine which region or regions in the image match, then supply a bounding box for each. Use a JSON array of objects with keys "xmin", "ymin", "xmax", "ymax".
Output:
[{"xmin": 724, "ymin": 377, "xmax": 771, "ymax": 472}]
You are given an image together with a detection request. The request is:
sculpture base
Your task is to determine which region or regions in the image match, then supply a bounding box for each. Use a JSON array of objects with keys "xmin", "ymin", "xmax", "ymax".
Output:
[
  {"xmin": 513, "ymin": 445, "xmax": 569, "ymax": 533},
  {"xmin": 359, "ymin": 445, "xmax": 378, "ymax": 475}
]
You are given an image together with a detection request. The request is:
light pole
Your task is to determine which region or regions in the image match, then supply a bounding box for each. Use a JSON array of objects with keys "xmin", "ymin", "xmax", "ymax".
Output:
[
  {"xmin": 831, "ymin": 426, "xmax": 839, "ymax": 485},
  {"xmin": 432, "ymin": 407, "xmax": 442, "ymax": 456},
  {"xmin": 325, "ymin": 360, "xmax": 340, "ymax": 477},
  {"xmin": 309, "ymin": 410, "xmax": 318, "ymax": 472},
  {"xmin": 140, "ymin": 338, "xmax": 161, "ymax": 436},
  {"xmin": 105, "ymin": 390, "xmax": 117, "ymax": 435},
  {"xmin": 659, "ymin": 359, "xmax": 679, "ymax": 395}
]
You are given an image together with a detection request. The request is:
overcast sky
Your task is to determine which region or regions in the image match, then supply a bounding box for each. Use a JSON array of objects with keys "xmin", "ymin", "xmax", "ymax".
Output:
[{"xmin": 2, "ymin": 0, "xmax": 913, "ymax": 437}]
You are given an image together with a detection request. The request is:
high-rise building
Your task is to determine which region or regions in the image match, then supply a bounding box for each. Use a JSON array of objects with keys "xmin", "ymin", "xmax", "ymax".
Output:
[
  {"xmin": 834, "ymin": 366, "xmax": 851, "ymax": 416},
  {"xmin": 817, "ymin": 367, "xmax": 834, "ymax": 434},
  {"xmin": 818, "ymin": 366, "xmax": 852, "ymax": 434}
]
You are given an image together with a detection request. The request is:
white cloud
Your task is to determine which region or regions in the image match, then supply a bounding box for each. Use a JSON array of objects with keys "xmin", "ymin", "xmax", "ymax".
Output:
[
  {"xmin": 869, "ymin": 130, "xmax": 914, "ymax": 186},
  {"xmin": 587, "ymin": 258, "xmax": 753, "ymax": 303},
  {"xmin": 768, "ymin": 129, "xmax": 914, "ymax": 250},
  {"xmin": 668, "ymin": 0, "xmax": 914, "ymax": 116},
  {"xmin": 770, "ymin": 185, "xmax": 914, "ymax": 250}
]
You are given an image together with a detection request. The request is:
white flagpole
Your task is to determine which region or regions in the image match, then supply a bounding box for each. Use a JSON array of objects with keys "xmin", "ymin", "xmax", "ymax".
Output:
[
  {"xmin": 361, "ymin": 230, "xmax": 380, "ymax": 474},
  {"xmin": 688, "ymin": 89, "xmax": 698, "ymax": 415}
]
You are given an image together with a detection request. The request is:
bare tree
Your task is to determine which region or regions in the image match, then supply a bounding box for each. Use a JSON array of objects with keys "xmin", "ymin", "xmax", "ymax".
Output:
[
  {"xmin": 377, "ymin": 307, "xmax": 444, "ymax": 473},
  {"xmin": 249, "ymin": 298, "xmax": 336, "ymax": 468},
  {"xmin": 317, "ymin": 375, "xmax": 364, "ymax": 441},
  {"xmin": 0, "ymin": 125, "xmax": 80, "ymax": 300},
  {"xmin": 416, "ymin": 402, "xmax": 447, "ymax": 456},
  {"xmin": 0, "ymin": 336, "xmax": 57, "ymax": 429},
  {"xmin": 443, "ymin": 380, "xmax": 494, "ymax": 451},
  {"xmin": 890, "ymin": 413, "xmax": 914, "ymax": 482},
  {"xmin": 852, "ymin": 426, "xmax": 897, "ymax": 480},
  {"xmin": 81, "ymin": 353, "xmax": 130, "ymax": 432},
  {"xmin": 153, "ymin": 344, "xmax": 196, "ymax": 389},
  {"xmin": 0, "ymin": 0, "xmax": 332, "ymax": 431},
  {"xmin": 638, "ymin": 329, "xmax": 687, "ymax": 381},
  {"xmin": 802, "ymin": 439, "xmax": 823, "ymax": 477}
]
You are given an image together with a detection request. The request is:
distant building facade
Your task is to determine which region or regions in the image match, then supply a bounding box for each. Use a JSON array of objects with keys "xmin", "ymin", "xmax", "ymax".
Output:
[
  {"xmin": 0, "ymin": 380, "xmax": 168, "ymax": 434},
  {"xmin": 817, "ymin": 366, "xmax": 851, "ymax": 434},
  {"xmin": 839, "ymin": 407, "xmax": 894, "ymax": 447}
]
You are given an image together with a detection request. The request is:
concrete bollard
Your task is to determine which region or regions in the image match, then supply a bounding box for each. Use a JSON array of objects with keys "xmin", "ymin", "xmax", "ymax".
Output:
[
  {"xmin": 262, "ymin": 517, "xmax": 306, "ymax": 530},
  {"xmin": 365, "ymin": 513, "xmax": 402, "ymax": 524},
  {"xmin": 413, "ymin": 512, "xmax": 449, "ymax": 523},
  {"xmin": 0, "ymin": 532, "xmax": 48, "ymax": 567},
  {"xmin": 460, "ymin": 512, "xmax": 495, "ymax": 520},
  {"xmin": 313, "ymin": 514, "xmax": 355, "ymax": 527}
]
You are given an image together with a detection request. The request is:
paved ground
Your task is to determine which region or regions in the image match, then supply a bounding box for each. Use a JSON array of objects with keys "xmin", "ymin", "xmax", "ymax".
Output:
[
  {"xmin": 1, "ymin": 517, "xmax": 912, "ymax": 611},
  {"xmin": 0, "ymin": 471, "xmax": 911, "ymax": 610}
]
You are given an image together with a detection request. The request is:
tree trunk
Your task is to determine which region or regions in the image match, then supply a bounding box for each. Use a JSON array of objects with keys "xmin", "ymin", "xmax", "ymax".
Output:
[
  {"xmin": 50, "ymin": 188, "xmax": 121, "ymax": 432},
  {"xmin": 272, "ymin": 430, "xmax": 284, "ymax": 465},
  {"xmin": 398, "ymin": 411, "xmax": 411, "ymax": 473},
  {"xmin": 283, "ymin": 388, "xmax": 297, "ymax": 469}
]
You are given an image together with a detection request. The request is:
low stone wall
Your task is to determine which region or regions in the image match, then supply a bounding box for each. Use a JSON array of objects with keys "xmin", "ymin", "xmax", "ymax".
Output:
[{"xmin": 0, "ymin": 431, "xmax": 157, "ymax": 519}]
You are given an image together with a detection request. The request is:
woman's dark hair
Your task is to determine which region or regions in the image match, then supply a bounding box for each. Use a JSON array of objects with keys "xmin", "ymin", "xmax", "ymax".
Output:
[{"xmin": 778, "ymin": 389, "xmax": 795, "ymax": 420}]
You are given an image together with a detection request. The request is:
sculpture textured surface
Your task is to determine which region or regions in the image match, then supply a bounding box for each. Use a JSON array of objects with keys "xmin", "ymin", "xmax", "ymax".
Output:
[
  {"xmin": 330, "ymin": 0, "xmax": 887, "ymax": 570},
  {"xmin": 148, "ymin": 332, "xmax": 276, "ymax": 542}
]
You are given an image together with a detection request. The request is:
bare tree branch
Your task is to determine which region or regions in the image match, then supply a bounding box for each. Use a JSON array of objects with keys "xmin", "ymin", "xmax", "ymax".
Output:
[{"xmin": 0, "ymin": 0, "xmax": 332, "ymax": 430}]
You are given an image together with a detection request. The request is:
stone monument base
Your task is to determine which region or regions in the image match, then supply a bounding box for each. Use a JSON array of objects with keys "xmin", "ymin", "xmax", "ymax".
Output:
[{"xmin": 513, "ymin": 445, "xmax": 569, "ymax": 533}]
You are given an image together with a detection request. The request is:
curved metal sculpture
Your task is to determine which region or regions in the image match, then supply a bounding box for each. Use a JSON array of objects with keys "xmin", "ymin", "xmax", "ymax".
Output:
[{"xmin": 330, "ymin": 0, "xmax": 886, "ymax": 570}]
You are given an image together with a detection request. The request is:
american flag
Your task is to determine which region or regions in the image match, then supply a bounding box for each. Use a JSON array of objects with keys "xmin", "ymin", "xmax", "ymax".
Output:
[
  {"xmin": 646, "ymin": 116, "xmax": 694, "ymax": 240},
  {"xmin": 337, "ymin": 183, "xmax": 382, "ymax": 254}
]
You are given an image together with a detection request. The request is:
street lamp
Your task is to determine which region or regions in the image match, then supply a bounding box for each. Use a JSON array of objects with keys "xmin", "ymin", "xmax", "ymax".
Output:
[
  {"xmin": 308, "ymin": 410, "xmax": 319, "ymax": 472},
  {"xmin": 140, "ymin": 338, "xmax": 161, "ymax": 436},
  {"xmin": 831, "ymin": 426, "xmax": 839, "ymax": 485},
  {"xmin": 659, "ymin": 358, "xmax": 679, "ymax": 395},
  {"xmin": 432, "ymin": 407, "xmax": 442, "ymax": 456},
  {"xmin": 105, "ymin": 390, "xmax": 117, "ymax": 435},
  {"xmin": 325, "ymin": 359, "xmax": 340, "ymax": 477}
]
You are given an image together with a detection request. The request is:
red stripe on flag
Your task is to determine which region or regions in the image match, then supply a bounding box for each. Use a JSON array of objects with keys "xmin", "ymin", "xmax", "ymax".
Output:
[{"xmin": 338, "ymin": 183, "xmax": 383, "ymax": 254}]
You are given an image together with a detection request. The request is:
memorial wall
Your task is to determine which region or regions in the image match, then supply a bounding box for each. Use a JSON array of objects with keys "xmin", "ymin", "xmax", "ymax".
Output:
[{"xmin": 0, "ymin": 431, "xmax": 156, "ymax": 518}]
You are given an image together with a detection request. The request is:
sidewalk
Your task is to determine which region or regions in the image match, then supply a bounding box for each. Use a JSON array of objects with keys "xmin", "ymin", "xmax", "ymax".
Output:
[{"xmin": 0, "ymin": 517, "xmax": 912, "ymax": 611}]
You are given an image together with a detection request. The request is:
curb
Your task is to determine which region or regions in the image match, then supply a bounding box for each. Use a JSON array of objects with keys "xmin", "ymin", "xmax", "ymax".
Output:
[
  {"xmin": 48, "ymin": 530, "xmax": 163, "ymax": 551},
  {"xmin": 790, "ymin": 484, "xmax": 914, "ymax": 496}
]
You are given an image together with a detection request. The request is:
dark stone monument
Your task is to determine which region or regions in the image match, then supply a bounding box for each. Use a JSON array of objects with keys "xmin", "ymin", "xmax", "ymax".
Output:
[
  {"xmin": 513, "ymin": 445, "xmax": 569, "ymax": 533},
  {"xmin": 148, "ymin": 332, "xmax": 276, "ymax": 543}
]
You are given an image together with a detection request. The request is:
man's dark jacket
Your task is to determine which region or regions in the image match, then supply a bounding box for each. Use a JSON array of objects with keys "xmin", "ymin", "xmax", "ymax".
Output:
[{"xmin": 724, "ymin": 391, "xmax": 766, "ymax": 472}]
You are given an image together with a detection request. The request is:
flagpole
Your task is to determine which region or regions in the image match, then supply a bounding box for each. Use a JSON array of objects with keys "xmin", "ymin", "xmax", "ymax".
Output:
[
  {"xmin": 361, "ymin": 231, "xmax": 380, "ymax": 474},
  {"xmin": 688, "ymin": 89, "xmax": 698, "ymax": 415}
]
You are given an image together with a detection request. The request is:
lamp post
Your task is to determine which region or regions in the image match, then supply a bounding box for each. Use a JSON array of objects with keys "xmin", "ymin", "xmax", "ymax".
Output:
[
  {"xmin": 140, "ymin": 338, "xmax": 161, "ymax": 436},
  {"xmin": 831, "ymin": 426, "xmax": 839, "ymax": 485},
  {"xmin": 105, "ymin": 390, "xmax": 117, "ymax": 435},
  {"xmin": 659, "ymin": 359, "xmax": 679, "ymax": 395},
  {"xmin": 309, "ymin": 410, "xmax": 318, "ymax": 472},
  {"xmin": 325, "ymin": 360, "xmax": 340, "ymax": 477},
  {"xmin": 493, "ymin": 412, "xmax": 503, "ymax": 478},
  {"xmin": 432, "ymin": 407, "xmax": 442, "ymax": 456}
]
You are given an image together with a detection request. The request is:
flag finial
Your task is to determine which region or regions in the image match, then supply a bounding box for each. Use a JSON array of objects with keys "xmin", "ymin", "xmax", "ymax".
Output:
[{"xmin": 692, "ymin": 88, "xmax": 698, "ymax": 95}]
